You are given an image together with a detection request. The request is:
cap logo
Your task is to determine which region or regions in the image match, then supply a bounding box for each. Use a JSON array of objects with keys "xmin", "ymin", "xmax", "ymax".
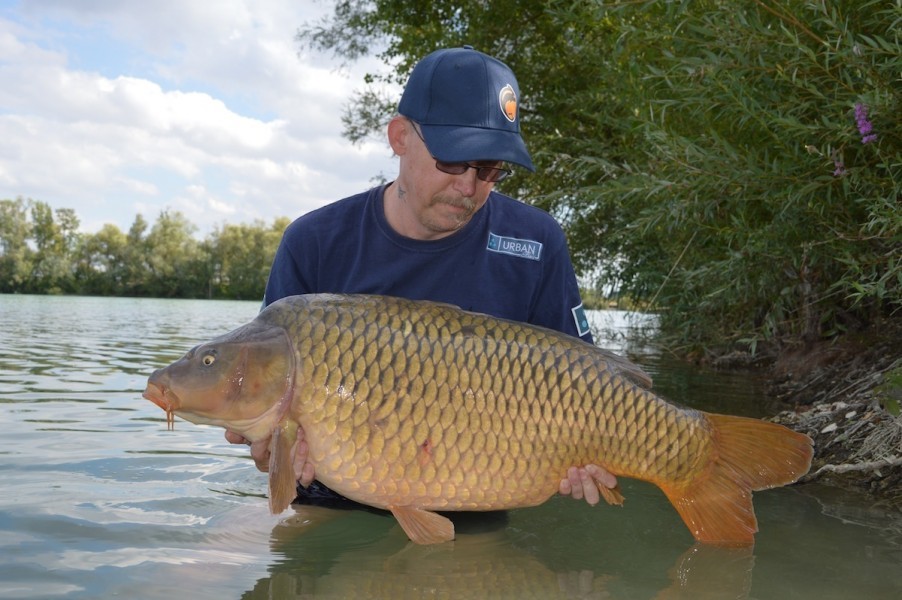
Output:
[{"xmin": 499, "ymin": 84, "xmax": 517, "ymax": 123}]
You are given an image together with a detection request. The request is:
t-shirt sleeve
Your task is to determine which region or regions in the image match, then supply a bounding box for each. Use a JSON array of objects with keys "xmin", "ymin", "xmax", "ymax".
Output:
[{"xmin": 531, "ymin": 230, "xmax": 594, "ymax": 344}]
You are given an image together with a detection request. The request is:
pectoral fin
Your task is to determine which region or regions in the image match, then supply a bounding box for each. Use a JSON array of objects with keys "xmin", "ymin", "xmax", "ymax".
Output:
[
  {"xmin": 268, "ymin": 421, "xmax": 299, "ymax": 514},
  {"xmin": 389, "ymin": 506, "xmax": 455, "ymax": 544}
]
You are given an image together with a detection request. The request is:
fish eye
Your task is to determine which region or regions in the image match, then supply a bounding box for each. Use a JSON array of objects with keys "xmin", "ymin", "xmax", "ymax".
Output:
[{"xmin": 202, "ymin": 353, "xmax": 216, "ymax": 366}]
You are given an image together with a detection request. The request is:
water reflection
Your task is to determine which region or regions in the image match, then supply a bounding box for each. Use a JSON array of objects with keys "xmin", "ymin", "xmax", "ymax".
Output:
[{"xmin": 245, "ymin": 508, "xmax": 755, "ymax": 600}]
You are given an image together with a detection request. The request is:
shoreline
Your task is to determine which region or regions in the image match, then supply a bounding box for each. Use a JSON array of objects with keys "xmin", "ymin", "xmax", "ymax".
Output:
[{"xmin": 763, "ymin": 318, "xmax": 902, "ymax": 507}]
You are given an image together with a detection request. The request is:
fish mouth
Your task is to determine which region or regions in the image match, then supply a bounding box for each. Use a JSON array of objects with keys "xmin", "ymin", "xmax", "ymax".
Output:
[{"xmin": 143, "ymin": 381, "xmax": 179, "ymax": 431}]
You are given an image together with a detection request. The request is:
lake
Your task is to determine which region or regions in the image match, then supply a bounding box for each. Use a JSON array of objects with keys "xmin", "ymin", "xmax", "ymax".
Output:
[{"xmin": 1, "ymin": 294, "xmax": 900, "ymax": 599}]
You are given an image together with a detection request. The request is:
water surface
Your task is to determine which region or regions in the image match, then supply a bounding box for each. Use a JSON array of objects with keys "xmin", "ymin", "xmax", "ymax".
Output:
[{"xmin": 1, "ymin": 294, "xmax": 900, "ymax": 599}]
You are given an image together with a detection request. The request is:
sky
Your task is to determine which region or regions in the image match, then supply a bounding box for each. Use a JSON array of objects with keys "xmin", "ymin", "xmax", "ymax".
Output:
[{"xmin": 0, "ymin": 0, "xmax": 400, "ymax": 236}]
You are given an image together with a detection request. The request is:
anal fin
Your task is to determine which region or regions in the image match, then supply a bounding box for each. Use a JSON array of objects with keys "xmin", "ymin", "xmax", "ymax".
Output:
[{"xmin": 389, "ymin": 506, "xmax": 455, "ymax": 544}]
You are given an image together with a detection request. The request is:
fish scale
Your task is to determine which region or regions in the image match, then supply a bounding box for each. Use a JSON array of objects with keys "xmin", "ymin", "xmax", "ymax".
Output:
[{"xmin": 144, "ymin": 293, "xmax": 813, "ymax": 545}]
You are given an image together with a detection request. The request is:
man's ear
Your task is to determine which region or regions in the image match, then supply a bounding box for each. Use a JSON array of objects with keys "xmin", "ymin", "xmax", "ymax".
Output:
[{"xmin": 387, "ymin": 116, "xmax": 411, "ymax": 156}]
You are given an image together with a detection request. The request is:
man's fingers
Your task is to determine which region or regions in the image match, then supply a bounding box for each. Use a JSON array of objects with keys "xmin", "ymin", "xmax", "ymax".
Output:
[
  {"xmin": 566, "ymin": 466, "xmax": 583, "ymax": 500},
  {"xmin": 293, "ymin": 438, "xmax": 309, "ymax": 482},
  {"xmin": 559, "ymin": 465, "xmax": 618, "ymax": 505},
  {"xmin": 249, "ymin": 438, "xmax": 271, "ymax": 472},
  {"xmin": 293, "ymin": 426, "xmax": 315, "ymax": 485},
  {"xmin": 299, "ymin": 462, "xmax": 315, "ymax": 487},
  {"xmin": 229, "ymin": 425, "xmax": 318, "ymax": 482},
  {"xmin": 559, "ymin": 477, "xmax": 572, "ymax": 495},
  {"xmin": 224, "ymin": 430, "xmax": 246, "ymax": 445},
  {"xmin": 585, "ymin": 464, "xmax": 617, "ymax": 489},
  {"xmin": 580, "ymin": 468, "xmax": 600, "ymax": 506}
]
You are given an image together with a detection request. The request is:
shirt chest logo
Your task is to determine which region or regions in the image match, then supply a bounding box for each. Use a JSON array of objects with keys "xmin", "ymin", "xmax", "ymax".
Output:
[{"xmin": 487, "ymin": 233, "xmax": 543, "ymax": 261}]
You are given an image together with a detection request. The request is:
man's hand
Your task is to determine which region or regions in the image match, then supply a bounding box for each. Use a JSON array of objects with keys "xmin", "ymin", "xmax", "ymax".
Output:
[
  {"xmin": 224, "ymin": 428, "xmax": 315, "ymax": 486},
  {"xmin": 224, "ymin": 429, "xmax": 271, "ymax": 471},
  {"xmin": 292, "ymin": 427, "xmax": 315, "ymax": 487},
  {"xmin": 559, "ymin": 464, "xmax": 618, "ymax": 505}
]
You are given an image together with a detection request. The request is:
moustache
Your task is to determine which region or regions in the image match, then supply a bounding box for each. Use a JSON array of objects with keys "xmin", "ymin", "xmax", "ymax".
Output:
[{"xmin": 434, "ymin": 197, "xmax": 476, "ymax": 212}]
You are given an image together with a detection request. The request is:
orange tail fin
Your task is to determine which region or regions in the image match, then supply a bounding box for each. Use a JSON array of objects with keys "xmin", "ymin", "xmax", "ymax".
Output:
[{"xmin": 661, "ymin": 413, "xmax": 813, "ymax": 545}]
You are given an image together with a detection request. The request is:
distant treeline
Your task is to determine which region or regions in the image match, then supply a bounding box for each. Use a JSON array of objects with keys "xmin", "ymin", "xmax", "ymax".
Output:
[{"xmin": 0, "ymin": 197, "xmax": 289, "ymax": 300}]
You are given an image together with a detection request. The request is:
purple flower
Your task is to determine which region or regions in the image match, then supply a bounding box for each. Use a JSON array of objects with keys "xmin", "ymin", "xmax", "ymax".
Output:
[
  {"xmin": 831, "ymin": 150, "xmax": 845, "ymax": 177},
  {"xmin": 854, "ymin": 103, "xmax": 877, "ymax": 144}
]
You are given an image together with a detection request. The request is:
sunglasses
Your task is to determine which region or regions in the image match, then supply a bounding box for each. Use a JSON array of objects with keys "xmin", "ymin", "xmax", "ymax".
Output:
[{"xmin": 410, "ymin": 122, "xmax": 513, "ymax": 183}]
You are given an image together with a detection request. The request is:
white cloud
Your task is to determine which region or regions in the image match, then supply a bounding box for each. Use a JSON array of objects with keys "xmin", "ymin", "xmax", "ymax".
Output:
[{"xmin": 0, "ymin": 0, "xmax": 399, "ymax": 236}]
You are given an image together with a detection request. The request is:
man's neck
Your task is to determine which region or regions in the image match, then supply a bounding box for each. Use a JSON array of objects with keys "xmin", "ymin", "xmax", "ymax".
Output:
[{"xmin": 383, "ymin": 181, "xmax": 451, "ymax": 241}]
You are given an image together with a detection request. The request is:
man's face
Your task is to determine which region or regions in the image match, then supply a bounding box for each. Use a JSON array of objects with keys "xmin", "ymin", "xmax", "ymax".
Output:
[{"xmin": 393, "ymin": 119, "xmax": 501, "ymax": 240}]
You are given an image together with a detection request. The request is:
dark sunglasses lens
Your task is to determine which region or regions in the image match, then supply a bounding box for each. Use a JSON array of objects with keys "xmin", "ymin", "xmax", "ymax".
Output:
[
  {"xmin": 480, "ymin": 168, "xmax": 508, "ymax": 183},
  {"xmin": 435, "ymin": 161, "xmax": 510, "ymax": 182},
  {"xmin": 435, "ymin": 161, "xmax": 467, "ymax": 175}
]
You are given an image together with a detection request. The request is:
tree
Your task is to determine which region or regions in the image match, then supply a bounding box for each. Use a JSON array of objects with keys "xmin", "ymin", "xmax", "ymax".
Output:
[
  {"xmin": 122, "ymin": 214, "xmax": 151, "ymax": 295},
  {"xmin": 0, "ymin": 198, "xmax": 33, "ymax": 293},
  {"xmin": 298, "ymin": 0, "xmax": 901, "ymax": 353},
  {"xmin": 568, "ymin": 0, "xmax": 902, "ymax": 351},
  {"xmin": 143, "ymin": 210, "xmax": 207, "ymax": 298},
  {"xmin": 209, "ymin": 217, "xmax": 290, "ymax": 300},
  {"xmin": 27, "ymin": 201, "xmax": 80, "ymax": 293},
  {"xmin": 74, "ymin": 223, "xmax": 129, "ymax": 295}
]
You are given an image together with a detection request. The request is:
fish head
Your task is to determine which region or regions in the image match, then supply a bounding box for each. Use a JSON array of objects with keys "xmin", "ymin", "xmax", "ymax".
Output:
[{"xmin": 142, "ymin": 321, "xmax": 294, "ymax": 438}]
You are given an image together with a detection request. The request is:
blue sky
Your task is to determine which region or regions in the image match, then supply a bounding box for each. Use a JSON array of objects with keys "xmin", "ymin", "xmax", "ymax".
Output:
[{"xmin": 0, "ymin": 0, "xmax": 399, "ymax": 235}]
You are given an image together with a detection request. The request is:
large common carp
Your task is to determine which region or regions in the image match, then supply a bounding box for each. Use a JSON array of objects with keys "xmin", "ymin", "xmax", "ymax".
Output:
[{"xmin": 143, "ymin": 294, "xmax": 812, "ymax": 545}]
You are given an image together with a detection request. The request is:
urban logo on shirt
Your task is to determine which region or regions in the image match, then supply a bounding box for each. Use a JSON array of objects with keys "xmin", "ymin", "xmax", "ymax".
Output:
[
  {"xmin": 571, "ymin": 303, "xmax": 591, "ymax": 337},
  {"xmin": 486, "ymin": 233, "xmax": 543, "ymax": 261}
]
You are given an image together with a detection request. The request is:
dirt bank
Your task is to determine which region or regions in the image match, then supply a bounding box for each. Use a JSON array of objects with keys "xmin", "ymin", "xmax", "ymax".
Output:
[{"xmin": 765, "ymin": 318, "xmax": 902, "ymax": 506}]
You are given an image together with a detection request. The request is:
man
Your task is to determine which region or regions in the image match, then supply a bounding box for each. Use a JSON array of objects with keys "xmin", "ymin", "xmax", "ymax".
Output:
[{"xmin": 226, "ymin": 46, "xmax": 617, "ymax": 507}]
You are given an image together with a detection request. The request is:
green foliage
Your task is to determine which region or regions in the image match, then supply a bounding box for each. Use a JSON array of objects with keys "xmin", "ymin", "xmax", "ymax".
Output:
[
  {"xmin": 0, "ymin": 198, "xmax": 33, "ymax": 292},
  {"xmin": 208, "ymin": 218, "xmax": 290, "ymax": 300},
  {"xmin": 140, "ymin": 210, "xmax": 203, "ymax": 297},
  {"xmin": 582, "ymin": 0, "xmax": 901, "ymax": 352},
  {"xmin": 73, "ymin": 223, "xmax": 129, "ymax": 296},
  {"xmin": 877, "ymin": 366, "xmax": 902, "ymax": 416},
  {"xmin": 0, "ymin": 197, "xmax": 288, "ymax": 301},
  {"xmin": 300, "ymin": 0, "xmax": 901, "ymax": 353}
]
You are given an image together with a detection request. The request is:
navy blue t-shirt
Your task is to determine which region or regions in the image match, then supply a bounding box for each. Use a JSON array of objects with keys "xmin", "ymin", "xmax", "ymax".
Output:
[{"xmin": 264, "ymin": 184, "xmax": 592, "ymax": 343}]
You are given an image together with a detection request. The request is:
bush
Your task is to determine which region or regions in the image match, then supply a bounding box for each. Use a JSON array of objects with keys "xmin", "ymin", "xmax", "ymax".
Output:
[{"xmin": 567, "ymin": 0, "xmax": 901, "ymax": 354}]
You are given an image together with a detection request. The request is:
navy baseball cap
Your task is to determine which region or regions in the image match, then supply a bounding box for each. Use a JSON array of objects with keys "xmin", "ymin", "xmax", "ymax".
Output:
[{"xmin": 398, "ymin": 46, "xmax": 535, "ymax": 172}]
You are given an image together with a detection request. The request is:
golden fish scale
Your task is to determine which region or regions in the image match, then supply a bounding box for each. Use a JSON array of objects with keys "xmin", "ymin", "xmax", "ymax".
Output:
[{"xmin": 264, "ymin": 296, "xmax": 712, "ymax": 510}]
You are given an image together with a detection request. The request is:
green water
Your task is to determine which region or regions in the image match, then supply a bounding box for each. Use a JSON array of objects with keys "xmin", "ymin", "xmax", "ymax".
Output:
[{"xmin": 0, "ymin": 294, "xmax": 899, "ymax": 599}]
